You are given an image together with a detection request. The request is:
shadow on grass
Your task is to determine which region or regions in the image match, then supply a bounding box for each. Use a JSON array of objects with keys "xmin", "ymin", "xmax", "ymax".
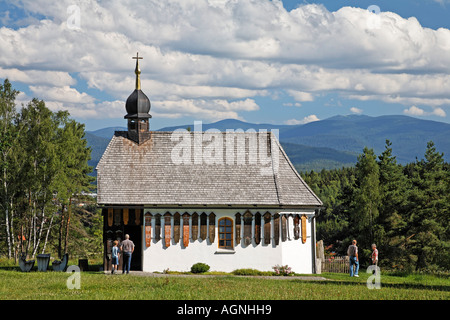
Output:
[
  {"xmin": 0, "ymin": 262, "xmax": 103, "ymax": 273},
  {"xmin": 291, "ymin": 278, "xmax": 450, "ymax": 292}
]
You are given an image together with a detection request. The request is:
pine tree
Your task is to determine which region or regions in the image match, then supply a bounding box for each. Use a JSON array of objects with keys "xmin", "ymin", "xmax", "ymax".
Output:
[
  {"xmin": 351, "ymin": 147, "xmax": 381, "ymax": 262},
  {"xmin": 377, "ymin": 140, "xmax": 409, "ymax": 268},
  {"xmin": 406, "ymin": 141, "xmax": 449, "ymax": 270}
]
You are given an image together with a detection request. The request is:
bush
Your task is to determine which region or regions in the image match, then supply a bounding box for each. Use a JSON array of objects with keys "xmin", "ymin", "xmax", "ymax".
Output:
[
  {"xmin": 232, "ymin": 268, "xmax": 264, "ymax": 276},
  {"xmin": 272, "ymin": 264, "xmax": 293, "ymax": 276},
  {"xmin": 191, "ymin": 262, "xmax": 210, "ymax": 274},
  {"xmin": 232, "ymin": 268, "xmax": 276, "ymax": 276}
]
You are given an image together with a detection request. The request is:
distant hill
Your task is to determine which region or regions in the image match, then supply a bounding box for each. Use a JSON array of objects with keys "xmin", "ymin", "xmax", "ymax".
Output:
[
  {"xmin": 85, "ymin": 115, "xmax": 450, "ymax": 174},
  {"xmin": 88, "ymin": 126, "xmax": 127, "ymax": 139},
  {"xmin": 157, "ymin": 118, "xmax": 290, "ymax": 132},
  {"xmin": 279, "ymin": 115, "xmax": 450, "ymax": 164}
]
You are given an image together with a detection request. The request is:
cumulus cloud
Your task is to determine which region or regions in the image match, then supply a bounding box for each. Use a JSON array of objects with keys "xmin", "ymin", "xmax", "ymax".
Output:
[
  {"xmin": 285, "ymin": 114, "xmax": 320, "ymax": 125},
  {"xmin": 153, "ymin": 98, "xmax": 259, "ymax": 121},
  {"xmin": 350, "ymin": 107, "xmax": 363, "ymax": 114},
  {"xmin": 403, "ymin": 106, "xmax": 425, "ymax": 116},
  {"xmin": 403, "ymin": 105, "xmax": 446, "ymax": 117},
  {"xmin": 0, "ymin": 0, "xmax": 449, "ymax": 121}
]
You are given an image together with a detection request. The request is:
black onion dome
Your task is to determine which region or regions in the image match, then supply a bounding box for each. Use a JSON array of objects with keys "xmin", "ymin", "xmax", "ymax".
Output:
[{"xmin": 124, "ymin": 89, "xmax": 151, "ymax": 119}]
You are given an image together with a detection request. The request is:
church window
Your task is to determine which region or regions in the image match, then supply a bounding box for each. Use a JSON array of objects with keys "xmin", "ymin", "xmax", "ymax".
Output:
[{"xmin": 218, "ymin": 217, "xmax": 233, "ymax": 249}]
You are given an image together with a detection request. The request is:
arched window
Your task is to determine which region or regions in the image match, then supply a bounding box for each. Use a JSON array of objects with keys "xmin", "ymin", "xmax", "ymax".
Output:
[{"xmin": 218, "ymin": 217, "xmax": 233, "ymax": 249}]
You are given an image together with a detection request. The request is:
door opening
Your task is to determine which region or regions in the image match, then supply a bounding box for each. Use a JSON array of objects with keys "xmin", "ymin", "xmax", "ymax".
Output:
[{"xmin": 123, "ymin": 225, "xmax": 142, "ymax": 271}]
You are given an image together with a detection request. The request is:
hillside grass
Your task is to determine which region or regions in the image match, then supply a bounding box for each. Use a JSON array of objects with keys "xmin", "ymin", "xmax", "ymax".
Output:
[{"xmin": 0, "ymin": 266, "xmax": 448, "ymax": 300}]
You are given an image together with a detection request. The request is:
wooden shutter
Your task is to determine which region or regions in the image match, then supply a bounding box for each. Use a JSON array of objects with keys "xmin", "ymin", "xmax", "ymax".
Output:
[
  {"xmin": 164, "ymin": 212, "xmax": 171, "ymax": 247},
  {"xmin": 243, "ymin": 211, "xmax": 252, "ymax": 246},
  {"xmin": 182, "ymin": 213, "xmax": 190, "ymax": 247},
  {"xmin": 191, "ymin": 212, "xmax": 198, "ymax": 241},
  {"xmin": 173, "ymin": 212, "xmax": 180, "ymax": 244},
  {"xmin": 144, "ymin": 213, "xmax": 152, "ymax": 247},
  {"xmin": 254, "ymin": 212, "xmax": 261, "ymax": 245},
  {"xmin": 200, "ymin": 212, "xmax": 207, "ymax": 241},
  {"xmin": 135, "ymin": 208, "xmax": 141, "ymax": 225},
  {"xmin": 301, "ymin": 214, "xmax": 307, "ymax": 244},
  {"xmin": 114, "ymin": 209, "xmax": 121, "ymax": 226},
  {"xmin": 263, "ymin": 212, "xmax": 271, "ymax": 245},
  {"xmin": 107, "ymin": 208, "xmax": 113, "ymax": 227},
  {"xmin": 273, "ymin": 213, "xmax": 280, "ymax": 246},
  {"xmin": 281, "ymin": 215, "xmax": 287, "ymax": 242},
  {"xmin": 154, "ymin": 214, "xmax": 161, "ymax": 242},
  {"xmin": 235, "ymin": 213, "xmax": 241, "ymax": 244},
  {"xmin": 209, "ymin": 213, "xmax": 216, "ymax": 243},
  {"xmin": 123, "ymin": 208, "xmax": 129, "ymax": 226},
  {"xmin": 293, "ymin": 215, "xmax": 300, "ymax": 240}
]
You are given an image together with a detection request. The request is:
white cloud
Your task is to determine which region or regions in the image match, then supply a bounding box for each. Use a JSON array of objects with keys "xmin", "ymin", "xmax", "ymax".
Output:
[
  {"xmin": 404, "ymin": 106, "xmax": 425, "ymax": 116},
  {"xmin": 283, "ymin": 102, "xmax": 302, "ymax": 107},
  {"xmin": 285, "ymin": 114, "xmax": 320, "ymax": 125},
  {"xmin": 432, "ymin": 107, "xmax": 447, "ymax": 117},
  {"xmin": 350, "ymin": 107, "xmax": 363, "ymax": 114},
  {"xmin": 403, "ymin": 105, "xmax": 446, "ymax": 117},
  {"xmin": 29, "ymin": 85, "xmax": 96, "ymax": 104},
  {"xmin": 286, "ymin": 90, "xmax": 314, "ymax": 102},
  {"xmin": 0, "ymin": 1, "xmax": 449, "ymax": 121},
  {"xmin": 0, "ymin": 68, "xmax": 75, "ymax": 87},
  {"xmin": 153, "ymin": 98, "xmax": 259, "ymax": 121}
]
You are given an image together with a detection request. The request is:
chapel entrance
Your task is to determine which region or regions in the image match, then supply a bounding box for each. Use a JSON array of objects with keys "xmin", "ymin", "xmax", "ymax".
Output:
[
  {"xmin": 123, "ymin": 224, "xmax": 142, "ymax": 271},
  {"xmin": 103, "ymin": 207, "xmax": 143, "ymax": 272}
]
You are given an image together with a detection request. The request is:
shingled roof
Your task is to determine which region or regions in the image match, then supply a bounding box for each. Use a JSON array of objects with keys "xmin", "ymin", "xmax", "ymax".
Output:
[{"xmin": 96, "ymin": 131, "xmax": 322, "ymax": 207}]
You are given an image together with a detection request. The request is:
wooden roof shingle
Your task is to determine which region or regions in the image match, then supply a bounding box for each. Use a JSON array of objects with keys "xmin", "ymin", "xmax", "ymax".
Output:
[{"xmin": 96, "ymin": 131, "xmax": 322, "ymax": 207}]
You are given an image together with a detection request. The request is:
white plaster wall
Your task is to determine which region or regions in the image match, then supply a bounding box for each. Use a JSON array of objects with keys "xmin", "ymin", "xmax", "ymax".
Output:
[
  {"xmin": 142, "ymin": 209, "xmax": 315, "ymax": 273},
  {"xmin": 280, "ymin": 214, "xmax": 314, "ymax": 274}
]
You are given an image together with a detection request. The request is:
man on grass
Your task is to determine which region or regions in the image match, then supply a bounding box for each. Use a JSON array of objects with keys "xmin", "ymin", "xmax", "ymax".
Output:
[
  {"xmin": 120, "ymin": 234, "xmax": 135, "ymax": 274},
  {"xmin": 347, "ymin": 239, "xmax": 359, "ymax": 277}
]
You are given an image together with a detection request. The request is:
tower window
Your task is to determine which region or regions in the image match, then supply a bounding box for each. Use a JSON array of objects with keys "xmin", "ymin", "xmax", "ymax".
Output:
[{"xmin": 218, "ymin": 217, "xmax": 233, "ymax": 249}]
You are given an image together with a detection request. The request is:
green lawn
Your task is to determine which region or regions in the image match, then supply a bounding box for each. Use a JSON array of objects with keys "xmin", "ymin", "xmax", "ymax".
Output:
[{"xmin": 0, "ymin": 268, "xmax": 448, "ymax": 300}]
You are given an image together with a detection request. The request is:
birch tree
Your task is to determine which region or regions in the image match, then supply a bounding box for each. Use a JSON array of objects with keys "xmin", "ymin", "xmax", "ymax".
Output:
[{"xmin": 0, "ymin": 79, "xmax": 20, "ymax": 259}]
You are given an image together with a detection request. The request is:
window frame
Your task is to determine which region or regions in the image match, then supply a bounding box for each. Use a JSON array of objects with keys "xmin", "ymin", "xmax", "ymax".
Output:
[{"xmin": 218, "ymin": 217, "xmax": 234, "ymax": 249}]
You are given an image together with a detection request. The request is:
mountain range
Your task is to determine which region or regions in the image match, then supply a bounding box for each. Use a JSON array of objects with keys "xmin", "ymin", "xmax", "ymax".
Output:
[{"xmin": 85, "ymin": 115, "xmax": 450, "ymax": 174}]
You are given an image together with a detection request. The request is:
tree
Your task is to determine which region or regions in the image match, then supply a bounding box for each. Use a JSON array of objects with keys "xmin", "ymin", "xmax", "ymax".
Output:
[
  {"xmin": 0, "ymin": 80, "xmax": 97, "ymax": 261},
  {"xmin": 406, "ymin": 141, "xmax": 450, "ymax": 271},
  {"xmin": 0, "ymin": 79, "xmax": 20, "ymax": 259},
  {"xmin": 350, "ymin": 147, "xmax": 381, "ymax": 263},
  {"xmin": 377, "ymin": 140, "xmax": 410, "ymax": 268},
  {"xmin": 18, "ymin": 99, "xmax": 61, "ymax": 258},
  {"xmin": 54, "ymin": 118, "xmax": 94, "ymax": 257}
]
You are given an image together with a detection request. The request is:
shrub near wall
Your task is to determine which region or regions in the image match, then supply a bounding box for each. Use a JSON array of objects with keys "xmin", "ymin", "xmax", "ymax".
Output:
[{"xmin": 191, "ymin": 263, "xmax": 210, "ymax": 274}]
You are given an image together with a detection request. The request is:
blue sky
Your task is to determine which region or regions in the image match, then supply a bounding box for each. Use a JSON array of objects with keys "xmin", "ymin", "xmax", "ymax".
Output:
[{"xmin": 1, "ymin": 0, "xmax": 450, "ymax": 131}]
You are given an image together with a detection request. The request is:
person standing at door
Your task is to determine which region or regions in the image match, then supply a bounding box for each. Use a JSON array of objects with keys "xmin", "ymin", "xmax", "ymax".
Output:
[
  {"xmin": 111, "ymin": 240, "xmax": 120, "ymax": 274},
  {"xmin": 120, "ymin": 234, "xmax": 135, "ymax": 274}
]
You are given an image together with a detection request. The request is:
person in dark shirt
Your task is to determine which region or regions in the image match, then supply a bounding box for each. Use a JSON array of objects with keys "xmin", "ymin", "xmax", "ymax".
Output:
[
  {"xmin": 120, "ymin": 234, "xmax": 135, "ymax": 274},
  {"xmin": 347, "ymin": 239, "xmax": 359, "ymax": 277}
]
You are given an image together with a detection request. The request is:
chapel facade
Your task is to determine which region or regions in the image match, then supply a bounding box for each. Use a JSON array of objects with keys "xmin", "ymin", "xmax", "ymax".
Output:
[{"xmin": 96, "ymin": 54, "xmax": 323, "ymax": 274}]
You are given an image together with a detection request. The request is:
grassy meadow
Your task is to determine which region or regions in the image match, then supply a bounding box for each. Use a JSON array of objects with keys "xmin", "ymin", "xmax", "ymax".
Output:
[{"xmin": 0, "ymin": 263, "xmax": 448, "ymax": 300}]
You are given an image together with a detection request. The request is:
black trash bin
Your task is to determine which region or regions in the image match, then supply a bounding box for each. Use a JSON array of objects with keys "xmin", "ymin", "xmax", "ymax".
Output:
[{"xmin": 78, "ymin": 259, "xmax": 89, "ymax": 271}]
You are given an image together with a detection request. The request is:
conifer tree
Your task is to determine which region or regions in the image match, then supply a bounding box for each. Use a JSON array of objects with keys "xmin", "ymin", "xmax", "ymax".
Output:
[
  {"xmin": 406, "ymin": 141, "xmax": 449, "ymax": 270},
  {"xmin": 351, "ymin": 147, "xmax": 381, "ymax": 262},
  {"xmin": 377, "ymin": 140, "xmax": 410, "ymax": 267}
]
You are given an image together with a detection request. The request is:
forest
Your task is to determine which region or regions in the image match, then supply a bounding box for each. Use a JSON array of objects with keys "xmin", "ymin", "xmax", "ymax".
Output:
[
  {"xmin": 1, "ymin": 78, "xmax": 449, "ymax": 273},
  {"xmin": 0, "ymin": 79, "xmax": 100, "ymax": 262},
  {"xmin": 301, "ymin": 141, "xmax": 450, "ymax": 272}
]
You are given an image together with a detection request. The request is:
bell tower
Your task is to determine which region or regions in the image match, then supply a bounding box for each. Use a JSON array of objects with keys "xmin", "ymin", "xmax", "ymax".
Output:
[{"xmin": 124, "ymin": 52, "xmax": 152, "ymax": 144}]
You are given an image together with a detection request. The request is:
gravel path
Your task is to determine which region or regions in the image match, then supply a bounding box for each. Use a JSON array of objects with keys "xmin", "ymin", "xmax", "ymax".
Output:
[{"xmin": 106, "ymin": 271, "xmax": 328, "ymax": 281}]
